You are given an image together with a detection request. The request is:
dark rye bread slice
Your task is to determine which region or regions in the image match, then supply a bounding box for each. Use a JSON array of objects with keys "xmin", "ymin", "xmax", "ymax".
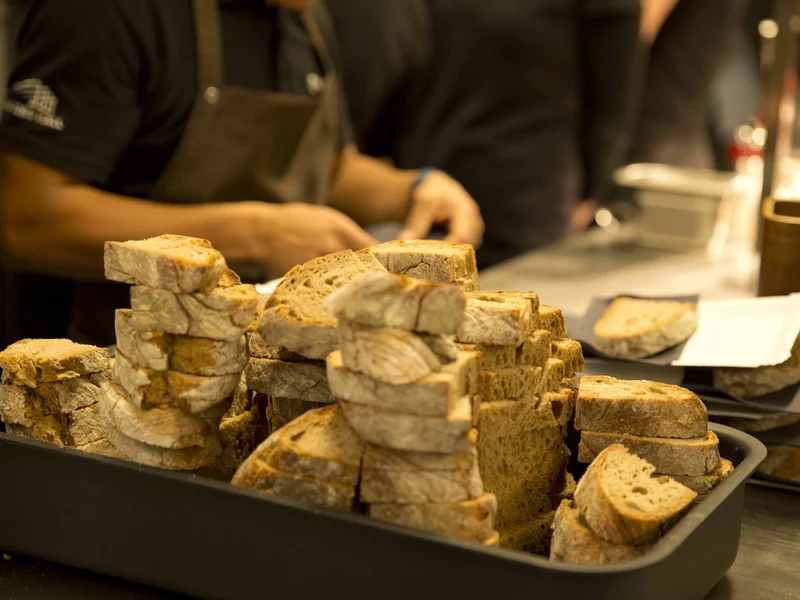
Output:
[
  {"xmin": 325, "ymin": 270, "xmax": 467, "ymax": 335},
  {"xmin": 550, "ymin": 500, "xmax": 650, "ymax": 564},
  {"xmin": 259, "ymin": 250, "xmax": 382, "ymax": 360},
  {"xmin": 0, "ymin": 339, "xmax": 110, "ymax": 388},
  {"xmin": 579, "ymin": 430, "xmax": 720, "ymax": 477},
  {"xmin": 575, "ymin": 376, "xmax": 708, "ymax": 439},
  {"xmin": 574, "ymin": 444, "xmax": 697, "ymax": 545},
  {"xmin": 104, "ymin": 234, "xmax": 227, "ymax": 293},
  {"xmin": 500, "ymin": 510, "xmax": 555, "ymax": 554}
]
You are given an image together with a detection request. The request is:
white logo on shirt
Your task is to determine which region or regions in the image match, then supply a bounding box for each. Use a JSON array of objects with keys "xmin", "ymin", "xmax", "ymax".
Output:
[{"xmin": 3, "ymin": 79, "xmax": 65, "ymax": 131}]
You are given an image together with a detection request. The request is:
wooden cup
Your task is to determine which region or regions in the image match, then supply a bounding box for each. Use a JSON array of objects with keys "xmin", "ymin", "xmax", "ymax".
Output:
[{"xmin": 759, "ymin": 198, "xmax": 800, "ymax": 297}]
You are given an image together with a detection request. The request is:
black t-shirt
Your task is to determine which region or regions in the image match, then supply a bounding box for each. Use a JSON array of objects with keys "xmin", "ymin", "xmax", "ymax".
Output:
[
  {"xmin": 0, "ymin": 0, "xmax": 353, "ymax": 200},
  {"xmin": 329, "ymin": 0, "xmax": 641, "ymax": 268}
]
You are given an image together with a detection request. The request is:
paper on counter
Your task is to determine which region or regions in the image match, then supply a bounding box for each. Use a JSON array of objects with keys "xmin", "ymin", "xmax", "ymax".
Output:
[{"xmin": 672, "ymin": 294, "xmax": 800, "ymax": 368}]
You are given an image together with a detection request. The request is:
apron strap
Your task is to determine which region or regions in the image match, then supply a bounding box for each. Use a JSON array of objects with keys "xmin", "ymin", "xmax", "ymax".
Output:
[
  {"xmin": 192, "ymin": 0, "xmax": 224, "ymax": 91},
  {"xmin": 301, "ymin": 8, "xmax": 335, "ymax": 76}
]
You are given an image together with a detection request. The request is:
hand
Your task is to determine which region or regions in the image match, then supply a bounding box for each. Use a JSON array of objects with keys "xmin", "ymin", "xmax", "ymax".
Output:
[
  {"xmin": 250, "ymin": 203, "xmax": 378, "ymax": 276},
  {"xmin": 398, "ymin": 171, "xmax": 484, "ymax": 247}
]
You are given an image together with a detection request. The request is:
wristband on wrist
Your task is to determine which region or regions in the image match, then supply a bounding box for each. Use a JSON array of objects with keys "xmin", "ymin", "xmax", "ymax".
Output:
[{"xmin": 408, "ymin": 167, "xmax": 439, "ymax": 205}]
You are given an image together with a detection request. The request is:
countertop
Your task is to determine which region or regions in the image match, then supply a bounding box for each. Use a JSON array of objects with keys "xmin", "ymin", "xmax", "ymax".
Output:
[{"xmin": 1, "ymin": 233, "xmax": 797, "ymax": 600}]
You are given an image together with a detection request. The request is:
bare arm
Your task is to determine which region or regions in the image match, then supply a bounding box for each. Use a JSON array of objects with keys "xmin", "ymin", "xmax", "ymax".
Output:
[
  {"xmin": 641, "ymin": 0, "xmax": 681, "ymax": 43},
  {"xmin": 329, "ymin": 145, "xmax": 484, "ymax": 245},
  {"xmin": 0, "ymin": 153, "xmax": 376, "ymax": 279}
]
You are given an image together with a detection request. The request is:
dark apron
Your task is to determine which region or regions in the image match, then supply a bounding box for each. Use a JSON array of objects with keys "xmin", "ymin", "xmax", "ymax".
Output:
[{"xmin": 70, "ymin": 0, "xmax": 341, "ymax": 346}]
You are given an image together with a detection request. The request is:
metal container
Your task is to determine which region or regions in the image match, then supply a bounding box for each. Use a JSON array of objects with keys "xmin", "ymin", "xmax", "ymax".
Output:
[
  {"xmin": 0, "ymin": 423, "xmax": 765, "ymax": 600},
  {"xmin": 614, "ymin": 163, "xmax": 741, "ymax": 250}
]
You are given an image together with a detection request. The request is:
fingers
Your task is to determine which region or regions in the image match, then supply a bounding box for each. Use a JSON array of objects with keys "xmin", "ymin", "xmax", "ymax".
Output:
[
  {"xmin": 336, "ymin": 213, "xmax": 379, "ymax": 249},
  {"xmin": 445, "ymin": 206, "xmax": 484, "ymax": 247},
  {"xmin": 398, "ymin": 198, "xmax": 437, "ymax": 241}
]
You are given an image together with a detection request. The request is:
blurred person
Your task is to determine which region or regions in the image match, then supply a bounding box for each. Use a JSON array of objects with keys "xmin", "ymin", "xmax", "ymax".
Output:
[
  {"xmin": 0, "ymin": 0, "xmax": 483, "ymax": 346},
  {"xmin": 327, "ymin": 0, "xmax": 643, "ymax": 268}
]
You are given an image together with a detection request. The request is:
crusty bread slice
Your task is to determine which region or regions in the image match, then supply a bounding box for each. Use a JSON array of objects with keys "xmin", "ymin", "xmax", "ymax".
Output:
[
  {"xmin": 130, "ymin": 284, "xmax": 259, "ymax": 341},
  {"xmin": 574, "ymin": 444, "xmax": 697, "ymax": 545},
  {"xmin": 551, "ymin": 339, "xmax": 585, "ymax": 377},
  {"xmin": 561, "ymin": 375, "xmax": 580, "ymax": 395},
  {"xmin": 6, "ymin": 416, "xmax": 68, "ymax": 446},
  {"xmin": 459, "ymin": 342, "xmax": 515, "ymax": 371},
  {"xmin": 483, "ymin": 531, "xmax": 500, "ymax": 546},
  {"xmin": 104, "ymin": 235, "xmax": 227, "ymax": 293},
  {"xmin": 248, "ymin": 331, "xmax": 307, "ymax": 361},
  {"xmin": 500, "ymin": 510, "xmax": 555, "ymax": 554},
  {"xmin": 517, "ymin": 329, "xmax": 552, "ymax": 367},
  {"xmin": 541, "ymin": 358, "xmax": 566, "ymax": 395},
  {"xmin": 667, "ymin": 458, "xmax": 734, "ymax": 494},
  {"xmin": 259, "ymin": 250, "xmax": 382, "ymax": 360},
  {"xmin": 257, "ymin": 404, "xmax": 364, "ymax": 486},
  {"xmin": 0, "ymin": 339, "xmax": 110, "ymax": 387},
  {"xmin": 338, "ymin": 322, "xmax": 456, "ymax": 384},
  {"xmin": 369, "ymin": 493, "xmax": 497, "ymax": 543},
  {"xmin": 360, "ymin": 460, "xmax": 484, "ymax": 504},
  {"xmin": 114, "ymin": 351, "xmax": 239, "ymax": 413},
  {"xmin": 66, "ymin": 403, "xmax": 105, "ymax": 446},
  {"xmin": 217, "ymin": 409, "xmax": 259, "ymax": 475},
  {"xmin": 354, "ymin": 248, "xmax": 387, "ymax": 270},
  {"xmin": 367, "ymin": 240, "xmax": 479, "ymax": 290},
  {"xmin": 482, "ymin": 366, "xmax": 543, "ymax": 401},
  {"xmin": 105, "ymin": 417, "xmax": 221, "ymax": 471},
  {"xmin": 548, "ymin": 472, "xmax": 577, "ymax": 510},
  {"xmin": 593, "ymin": 297, "xmax": 698, "ymax": 359},
  {"xmin": 100, "ymin": 381, "xmax": 216, "ymax": 450},
  {"xmin": 117, "ymin": 309, "xmax": 248, "ymax": 375},
  {"xmin": 579, "ymin": 430, "xmax": 720, "ymax": 477},
  {"xmin": 325, "ymin": 270, "xmax": 467, "ymax": 335},
  {"xmin": 76, "ymin": 438, "xmax": 125, "ymax": 459},
  {"xmin": 231, "ymin": 455, "xmax": 355, "ymax": 511},
  {"xmin": 550, "ymin": 500, "xmax": 650, "ymax": 564},
  {"xmin": 539, "ymin": 306, "xmax": 566, "ymax": 339},
  {"xmin": 265, "ymin": 396, "xmax": 328, "ymax": 434},
  {"xmin": 713, "ymin": 338, "xmax": 800, "ymax": 398},
  {"xmin": 362, "ymin": 431, "xmax": 478, "ymax": 472},
  {"xmin": 0, "ymin": 383, "xmax": 43, "ymax": 427},
  {"xmin": 541, "ymin": 389, "xmax": 575, "ymax": 427},
  {"xmin": 327, "ymin": 350, "xmax": 478, "ymax": 417},
  {"xmin": 36, "ymin": 376, "xmax": 105, "ymax": 414},
  {"xmin": 575, "ymin": 376, "xmax": 708, "ymax": 439},
  {"xmin": 339, "ymin": 395, "xmax": 473, "ymax": 453},
  {"xmin": 757, "ymin": 446, "xmax": 800, "ymax": 482},
  {"xmin": 478, "ymin": 399, "xmax": 569, "ymax": 528},
  {"xmin": 457, "ymin": 296, "xmax": 533, "ymax": 346},
  {"xmin": 244, "ymin": 358, "xmax": 332, "ymax": 403}
]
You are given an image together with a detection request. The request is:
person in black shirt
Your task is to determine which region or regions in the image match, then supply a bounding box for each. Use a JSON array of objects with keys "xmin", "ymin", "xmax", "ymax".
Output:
[
  {"xmin": 327, "ymin": 0, "xmax": 643, "ymax": 268},
  {"xmin": 0, "ymin": 0, "xmax": 483, "ymax": 345}
]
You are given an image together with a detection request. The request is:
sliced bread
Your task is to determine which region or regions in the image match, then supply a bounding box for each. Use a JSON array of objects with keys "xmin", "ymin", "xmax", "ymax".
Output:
[
  {"xmin": 360, "ymin": 461, "xmax": 484, "ymax": 504},
  {"xmin": 100, "ymin": 381, "xmax": 216, "ymax": 450},
  {"xmin": 259, "ymin": 250, "xmax": 381, "ymax": 360},
  {"xmin": 550, "ymin": 339, "xmax": 585, "ymax": 377},
  {"xmin": 457, "ymin": 296, "xmax": 533, "ymax": 346},
  {"xmin": 0, "ymin": 383, "xmax": 41, "ymax": 427},
  {"xmin": 369, "ymin": 493, "xmax": 497, "ymax": 543},
  {"xmin": 573, "ymin": 443, "xmax": 697, "ymax": 545},
  {"xmin": 575, "ymin": 376, "xmax": 708, "ymax": 439},
  {"xmin": 325, "ymin": 270, "xmax": 467, "ymax": 335},
  {"xmin": 36, "ymin": 376, "xmax": 105, "ymax": 414},
  {"xmin": 265, "ymin": 396, "xmax": 328, "ymax": 434},
  {"xmin": 713, "ymin": 338, "xmax": 800, "ymax": 398},
  {"xmin": 593, "ymin": 297, "xmax": 698, "ymax": 359},
  {"xmin": 327, "ymin": 350, "xmax": 478, "ymax": 417},
  {"xmin": 459, "ymin": 342, "xmax": 516, "ymax": 371},
  {"xmin": 482, "ymin": 366, "xmax": 543, "ymax": 401},
  {"xmin": 550, "ymin": 500, "xmax": 649, "ymax": 564},
  {"xmin": 115, "ymin": 309, "xmax": 170, "ymax": 371},
  {"xmin": 539, "ymin": 306, "xmax": 567, "ymax": 339},
  {"xmin": 517, "ymin": 330, "xmax": 552, "ymax": 367},
  {"xmin": 104, "ymin": 234, "xmax": 227, "ymax": 293},
  {"xmin": 367, "ymin": 240, "xmax": 479, "ymax": 290},
  {"xmin": 579, "ymin": 430, "xmax": 720, "ymax": 477},
  {"xmin": 362, "ymin": 432, "xmax": 477, "ymax": 472},
  {"xmin": 500, "ymin": 510, "xmax": 555, "ymax": 554},
  {"xmin": 130, "ymin": 284, "xmax": 259, "ymax": 341},
  {"xmin": 231, "ymin": 456, "xmax": 355, "ymax": 511},
  {"xmin": 65, "ymin": 403, "xmax": 105, "ymax": 446},
  {"xmin": 0, "ymin": 339, "xmax": 110, "ymax": 387},
  {"xmin": 541, "ymin": 358, "xmax": 566, "ymax": 395},
  {"xmin": 338, "ymin": 322, "xmax": 456, "ymax": 384},
  {"xmin": 338, "ymin": 395, "xmax": 473, "ymax": 453},
  {"xmin": 257, "ymin": 404, "xmax": 364, "ymax": 486},
  {"xmin": 244, "ymin": 358, "xmax": 332, "ymax": 403},
  {"xmin": 248, "ymin": 331, "xmax": 307, "ymax": 361},
  {"xmin": 666, "ymin": 458, "xmax": 734, "ymax": 494}
]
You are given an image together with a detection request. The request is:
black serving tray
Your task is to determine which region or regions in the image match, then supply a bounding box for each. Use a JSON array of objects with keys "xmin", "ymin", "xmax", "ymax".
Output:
[{"xmin": 0, "ymin": 423, "xmax": 765, "ymax": 600}]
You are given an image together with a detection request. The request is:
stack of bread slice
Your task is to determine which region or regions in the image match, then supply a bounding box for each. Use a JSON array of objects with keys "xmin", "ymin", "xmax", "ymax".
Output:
[
  {"xmin": 455, "ymin": 294, "xmax": 584, "ymax": 552},
  {"xmin": 367, "ymin": 239, "xmax": 480, "ymax": 291},
  {"xmin": 248, "ymin": 250, "xmax": 387, "ymax": 433},
  {"xmin": 576, "ymin": 376, "xmax": 733, "ymax": 494},
  {"xmin": 0, "ymin": 339, "xmax": 114, "ymax": 454},
  {"xmin": 323, "ymin": 271, "xmax": 498, "ymax": 545},
  {"xmin": 552, "ymin": 444, "xmax": 697, "ymax": 564},
  {"xmin": 101, "ymin": 235, "xmax": 259, "ymax": 470},
  {"xmin": 232, "ymin": 403, "xmax": 365, "ymax": 510}
]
